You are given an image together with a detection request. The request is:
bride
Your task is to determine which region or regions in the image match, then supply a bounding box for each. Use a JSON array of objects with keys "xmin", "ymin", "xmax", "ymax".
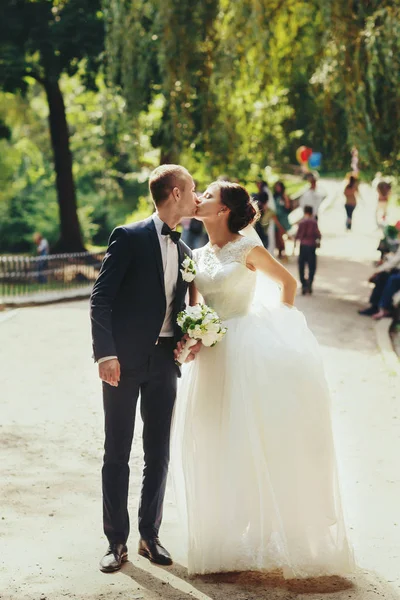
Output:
[{"xmin": 172, "ymin": 180, "xmax": 355, "ymax": 579}]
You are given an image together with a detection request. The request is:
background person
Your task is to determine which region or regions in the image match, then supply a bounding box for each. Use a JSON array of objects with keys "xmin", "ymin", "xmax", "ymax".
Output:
[
  {"xmin": 273, "ymin": 181, "xmax": 291, "ymax": 260},
  {"xmin": 33, "ymin": 232, "xmax": 49, "ymax": 284},
  {"xmin": 299, "ymin": 174, "xmax": 326, "ymax": 219},
  {"xmin": 344, "ymin": 176, "xmax": 359, "ymax": 230},
  {"xmin": 295, "ymin": 205, "xmax": 322, "ymax": 295}
]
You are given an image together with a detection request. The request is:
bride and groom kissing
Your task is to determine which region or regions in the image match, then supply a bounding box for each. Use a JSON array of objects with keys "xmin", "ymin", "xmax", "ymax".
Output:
[{"xmin": 90, "ymin": 164, "xmax": 354, "ymax": 578}]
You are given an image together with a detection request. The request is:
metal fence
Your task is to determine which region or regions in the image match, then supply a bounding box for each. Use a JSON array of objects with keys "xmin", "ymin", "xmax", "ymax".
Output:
[{"xmin": 0, "ymin": 251, "xmax": 105, "ymax": 305}]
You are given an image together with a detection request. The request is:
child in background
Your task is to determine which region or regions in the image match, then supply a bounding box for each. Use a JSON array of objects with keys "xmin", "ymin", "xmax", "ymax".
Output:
[{"xmin": 295, "ymin": 205, "xmax": 322, "ymax": 295}]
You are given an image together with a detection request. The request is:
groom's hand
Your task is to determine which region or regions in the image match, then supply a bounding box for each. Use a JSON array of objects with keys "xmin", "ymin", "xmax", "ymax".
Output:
[{"xmin": 99, "ymin": 358, "xmax": 121, "ymax": 387}]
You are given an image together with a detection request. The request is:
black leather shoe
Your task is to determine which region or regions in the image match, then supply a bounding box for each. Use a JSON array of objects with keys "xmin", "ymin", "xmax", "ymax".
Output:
[
  {"xmin": 138, "ymin": 537, "xmax": 173, "ymax": 566},
  {"xmin": 358, "ymin": 306, "xmax": 378, "ymax": 316},
  {"xmin": 99, "ymin": 543, "xmax": 128, "ymax": 573}
]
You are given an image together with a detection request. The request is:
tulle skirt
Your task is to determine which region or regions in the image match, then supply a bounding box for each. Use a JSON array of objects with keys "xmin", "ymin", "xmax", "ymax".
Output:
[{"xmin": 171, "ymin": 304, "xmax": 355, "ymax": 578}]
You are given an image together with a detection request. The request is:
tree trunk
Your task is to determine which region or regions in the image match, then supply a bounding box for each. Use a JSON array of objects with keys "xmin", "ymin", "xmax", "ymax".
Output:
[{"xmin": 44, "ymin": 78, "xmax": 85, "ymax": 252}]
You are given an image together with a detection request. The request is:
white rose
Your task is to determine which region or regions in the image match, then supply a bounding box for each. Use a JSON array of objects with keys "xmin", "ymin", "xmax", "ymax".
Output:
[
  {"xmin": 200, "ymin": 332, "xmax": 219, "ymax": 347},
  {"xmin": 180, "ymin": 256, "xmax": 196, "ymax": 282},
  {"xmin": 181, "ymin": 270, "xmax": 196, "ymax": 282},
  {"xmin": 187, "ymin": 305, "xmax": 202, "ymax": 320},
  {"xmin": 205, "ymin": 321, "xmax": 220, "ymax": 334},
  {"xmin": 192, "ymin": 325, "xmax": 202, "ymax": 338},
  {"xmin": 202, "ymin": 313, "xmax": 214, "ymax": 324},
  {"xmin": 194, "ymin": 306, "xmax": 204, "ymax": 320}
]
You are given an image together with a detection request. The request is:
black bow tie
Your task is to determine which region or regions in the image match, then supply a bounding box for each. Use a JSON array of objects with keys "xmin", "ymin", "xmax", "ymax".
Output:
[{"xmin": 161, "ymin": 223, "xmax": 181, "ymax": 244}]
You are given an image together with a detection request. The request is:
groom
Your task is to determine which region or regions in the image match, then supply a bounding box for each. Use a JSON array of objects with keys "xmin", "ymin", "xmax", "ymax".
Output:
[{"xmin": 90, "ymin": 164, "xmax": 199, "ymax": 572}]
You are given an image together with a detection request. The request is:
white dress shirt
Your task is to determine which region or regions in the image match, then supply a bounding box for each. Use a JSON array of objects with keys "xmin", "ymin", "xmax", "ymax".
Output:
[
  {"xmin": 299, "ymin": 189, "xmax": 325, "ymax": 216},
  {"xmin": 153, "ymin": 213, "xmax": 179, "ymax": 337},
  {"xmin": 98, "ymin": 214, "xmax": 179, "ymax": 364}
]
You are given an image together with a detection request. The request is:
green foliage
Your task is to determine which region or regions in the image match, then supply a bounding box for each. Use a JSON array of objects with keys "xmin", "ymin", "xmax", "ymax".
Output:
[
  {"xmin": 0, "ymin": 0, "xmax": 105, "ymax": 251},
  {"xmin": 106, "ymin": 0, "xmax": 400, "ymax": 176},
  {"xmin": 0, "ymin": 91, "xmax": 59, "ymax": 252},
  {"xmin": 311, "ymin": 1, "xmax": 400, "ymax": 170},
  {"xmin": 0, "ymin": 0, "xmax": 104, "ymax": 90},
  {"xmin": 124, "ymin": 196, "xmax": 154, "ymax": 225},
  {"xmin": 0, "ymin": 70, "xmax": 154, "ymax": 252}
]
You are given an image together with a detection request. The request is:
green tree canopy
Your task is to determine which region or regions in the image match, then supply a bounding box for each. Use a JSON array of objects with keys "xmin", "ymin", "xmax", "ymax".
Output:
[
  {"xmin": 105, "ymin": 0, "xmax": 400, "ymax": 176},
  {"xmin": 0, "ymin": 0, "xmax": 104, "ymax": 251}
]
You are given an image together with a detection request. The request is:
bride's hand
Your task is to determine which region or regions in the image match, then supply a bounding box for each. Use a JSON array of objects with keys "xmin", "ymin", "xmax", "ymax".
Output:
[
  {"xmin": 186, "ymin": 340, "xmax": 202, "ymax": 362},
  {"xmin": 174, "ymin": 335, "xmax": 202, "ymax": 363}
]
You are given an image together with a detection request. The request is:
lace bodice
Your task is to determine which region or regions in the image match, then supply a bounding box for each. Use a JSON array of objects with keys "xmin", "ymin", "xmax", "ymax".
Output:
[{"xmin": 193, "ymin": 236, "xmax": 261, "ymax": 320}]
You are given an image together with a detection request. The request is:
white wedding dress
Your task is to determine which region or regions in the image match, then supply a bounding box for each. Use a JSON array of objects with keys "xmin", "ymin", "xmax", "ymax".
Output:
[{"xmin": 172, "ymin": 235, "xmax": 354, "ymax": 579}]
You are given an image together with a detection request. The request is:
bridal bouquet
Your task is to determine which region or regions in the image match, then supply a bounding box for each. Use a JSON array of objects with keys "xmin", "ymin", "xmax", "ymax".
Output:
[{"xmin": 175, "ymin": 304, "xmax": 227, "ymax": 365}]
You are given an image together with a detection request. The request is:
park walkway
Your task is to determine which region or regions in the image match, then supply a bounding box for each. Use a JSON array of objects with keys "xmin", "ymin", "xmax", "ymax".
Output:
[{"xmin": 1, "ymin": 179, "xmax": 400, "ymax": 600}]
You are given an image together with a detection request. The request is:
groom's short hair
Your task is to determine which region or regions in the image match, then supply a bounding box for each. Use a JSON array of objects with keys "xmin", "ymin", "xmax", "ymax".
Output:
[{"xmin": 149, "ymin": 164, "xmax": 190, "ymax": 206}]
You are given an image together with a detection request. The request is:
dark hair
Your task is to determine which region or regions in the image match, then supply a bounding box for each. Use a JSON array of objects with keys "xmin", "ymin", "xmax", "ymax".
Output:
[
  {"xmin": 377, "ymin": 181, "xmax": 391, "ymax": 195},
  {"xmin": 149, "ymin": 164, "xmax": 189, "ymax": 206},
  {"xmin": 217, "ymin": 182, "xmax": 257, "ymax": 233},
  {"xmin": 348, "ymin": 176, "xmax": 357, "ymax": 188},
  {"xmin": 304, "ymin": 205, "xmax": 314, "ymax": 216},
  {"xmin": 273, "ymin": 180, "xmax": 285, "ymax": 195}
]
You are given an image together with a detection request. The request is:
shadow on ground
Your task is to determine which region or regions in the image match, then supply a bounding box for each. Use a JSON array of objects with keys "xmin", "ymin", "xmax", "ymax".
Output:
[{"xmin": 121, "ymin": 559, "xmax": 400, "ymax": 600}]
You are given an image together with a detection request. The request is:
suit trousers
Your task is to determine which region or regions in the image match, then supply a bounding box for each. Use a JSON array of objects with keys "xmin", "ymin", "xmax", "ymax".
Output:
[
  {"xmin": 102, "ymin": 339, "xmax": 177, "ymax": 544},
  {"xmin": 299, "ymin": 245, "xmax": 317, "ymax": 287}
]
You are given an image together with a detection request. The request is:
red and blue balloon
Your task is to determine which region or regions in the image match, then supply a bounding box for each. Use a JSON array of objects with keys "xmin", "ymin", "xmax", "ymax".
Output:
[{"xmin": 296, "ymin": 146, "xmax": 322, "ymax": 169}]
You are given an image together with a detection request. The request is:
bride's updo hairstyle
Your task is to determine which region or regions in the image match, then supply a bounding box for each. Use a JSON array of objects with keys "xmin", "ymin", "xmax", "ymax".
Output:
[{"xmin": 217, "ymin": 181, "xmax": 257, "ymax": 233}]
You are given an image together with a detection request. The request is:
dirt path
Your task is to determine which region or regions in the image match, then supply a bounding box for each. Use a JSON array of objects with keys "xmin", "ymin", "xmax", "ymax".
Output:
[{"xmin": 1, "ymin": 180, "xmax": 400, "ymax": 600}]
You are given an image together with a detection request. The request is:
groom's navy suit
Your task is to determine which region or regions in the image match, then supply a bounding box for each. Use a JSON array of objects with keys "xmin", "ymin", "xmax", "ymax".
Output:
[{"xmin": 90, "ymin": 216, "xmax": 192, "ymax": 544}]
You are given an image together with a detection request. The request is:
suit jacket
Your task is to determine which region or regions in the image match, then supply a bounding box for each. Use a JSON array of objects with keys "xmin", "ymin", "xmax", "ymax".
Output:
[{"xmin": 90, "ymin": 216, "xmax": 192, "ymax": 370}]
